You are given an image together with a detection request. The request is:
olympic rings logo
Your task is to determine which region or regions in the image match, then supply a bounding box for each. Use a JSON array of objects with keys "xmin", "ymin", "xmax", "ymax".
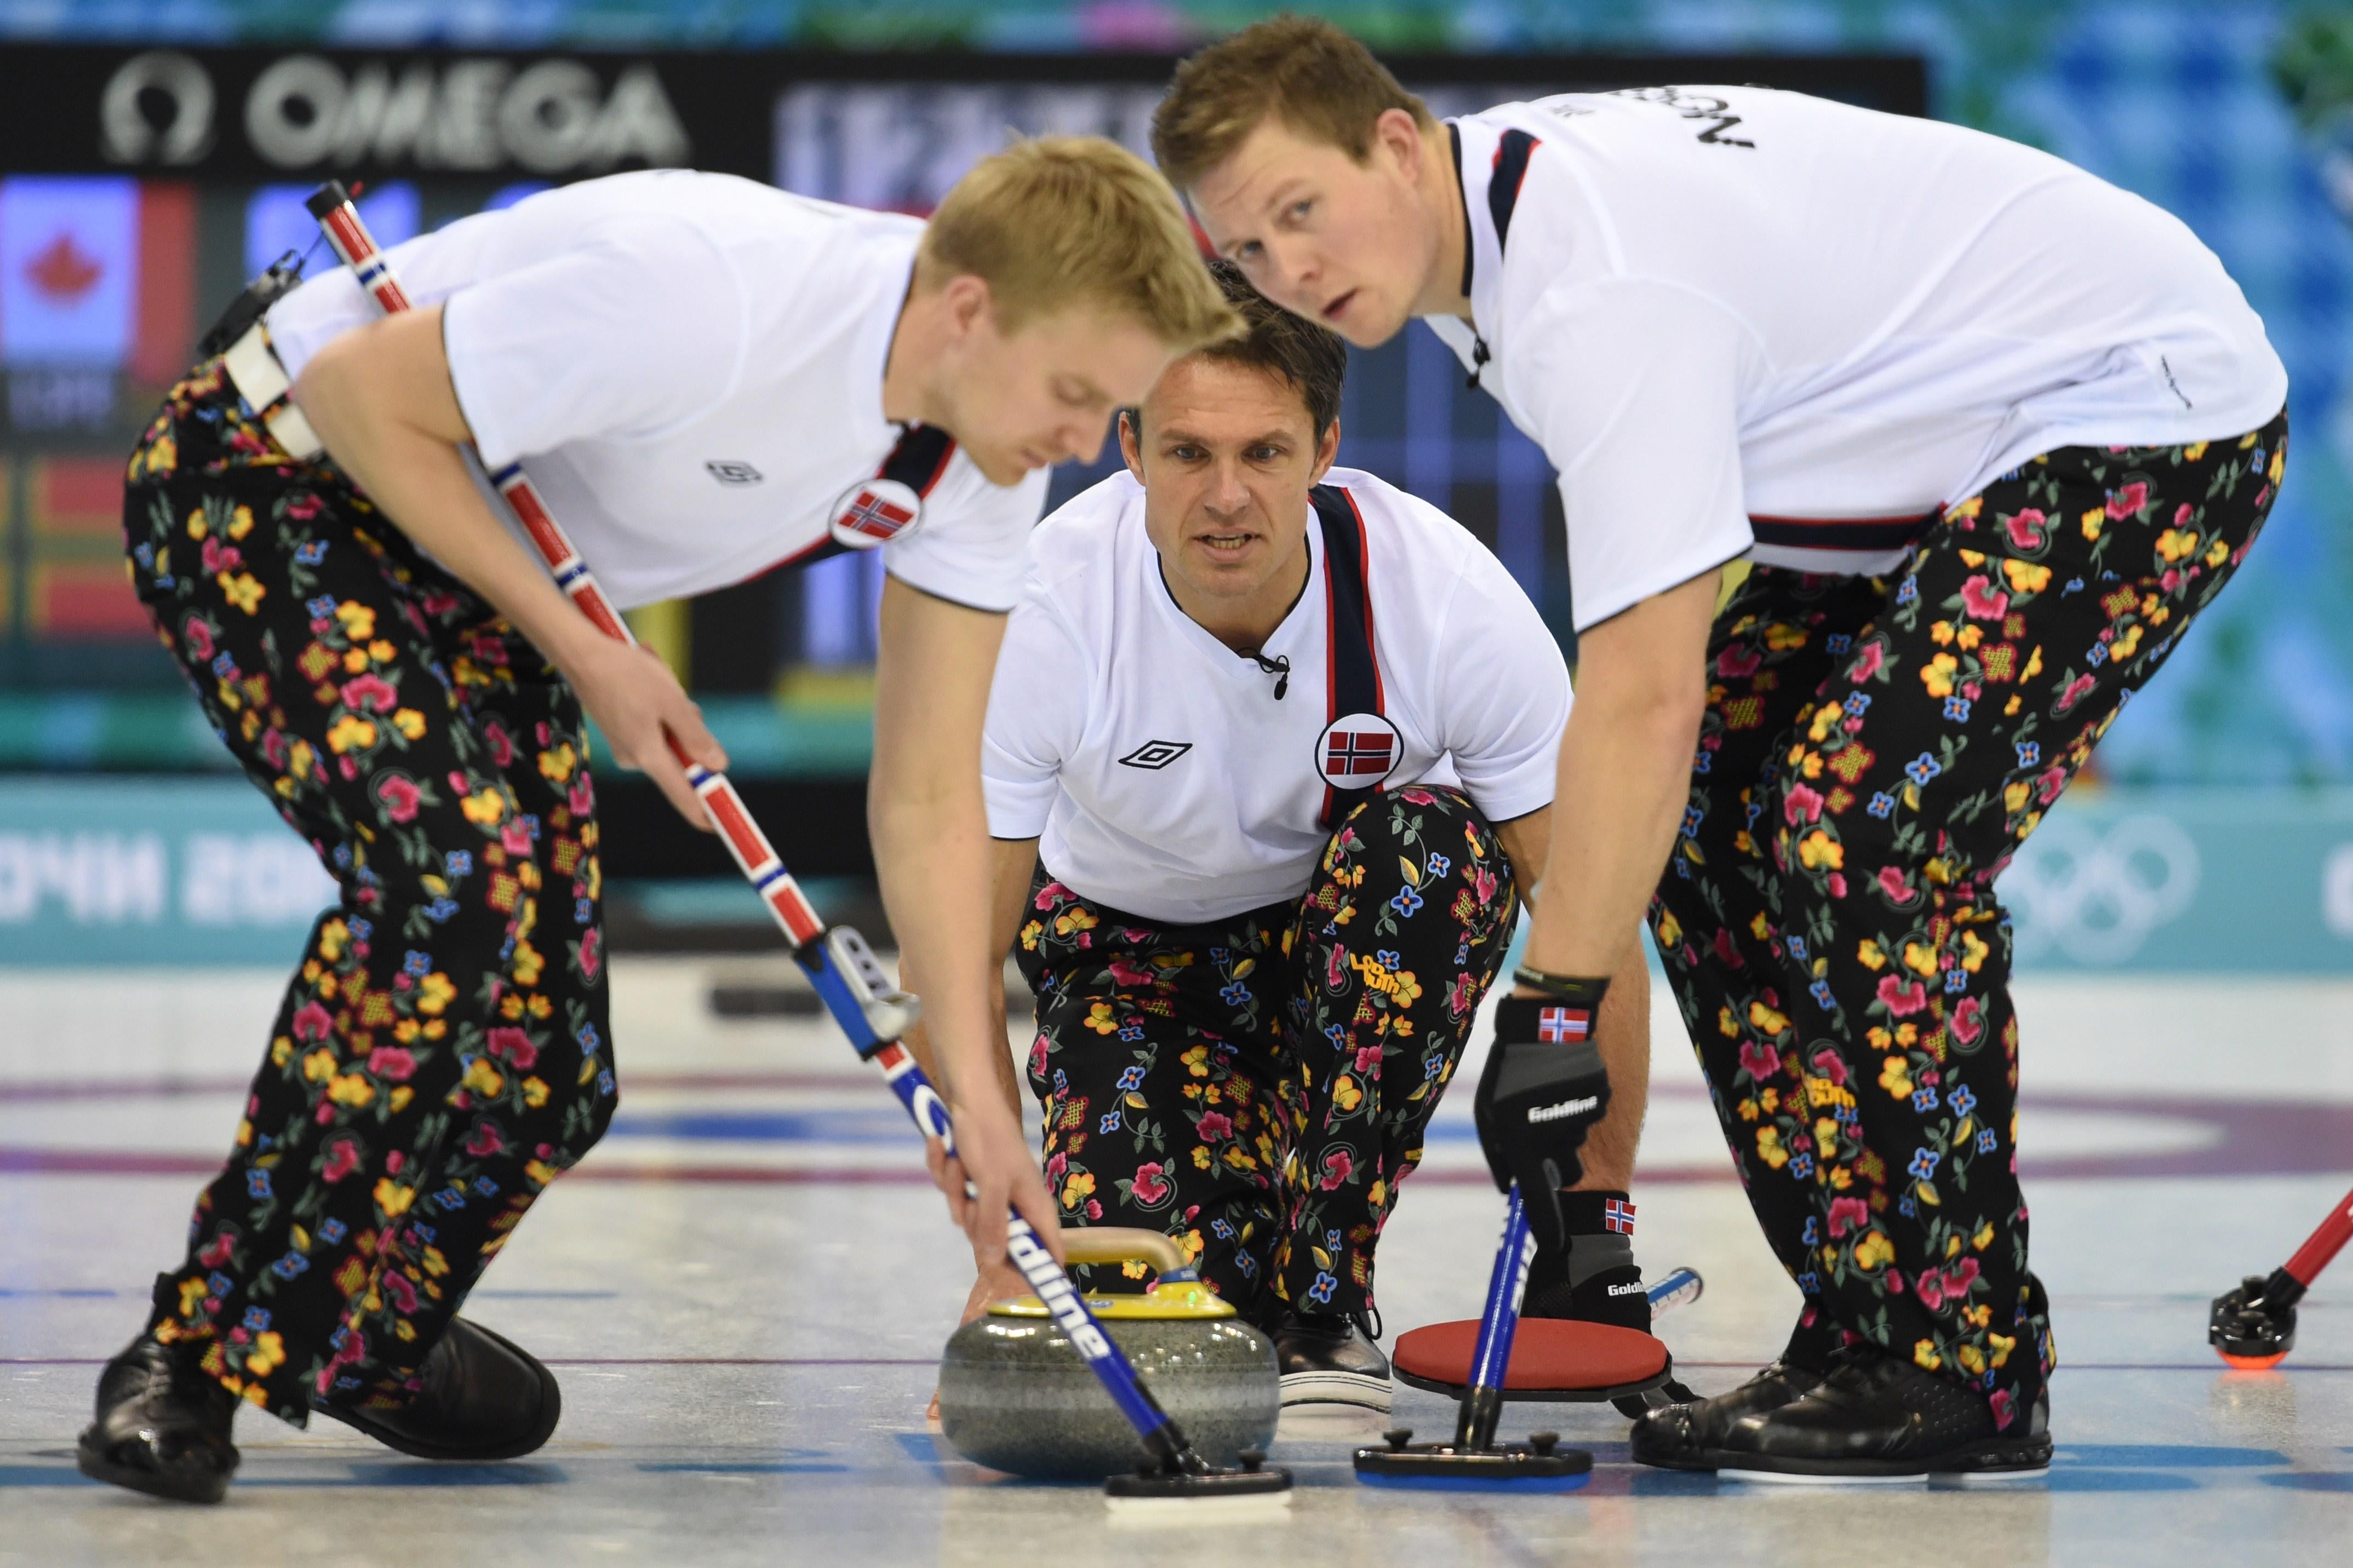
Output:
[{"xmin": 2005, "ymin": 813, "xmax": 2202, "ymax": 964}]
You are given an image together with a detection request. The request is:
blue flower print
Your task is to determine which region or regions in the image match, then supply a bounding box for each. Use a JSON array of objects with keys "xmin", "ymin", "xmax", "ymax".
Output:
[
  {"xmin": 1389, "ymin": 886, "xmax": 1423, "ymax": 917},
  {"xmin": 1904, "ymin": 753, "xmax": 1942, "ymax": 785},
  {"xmin": 1116, "ymin": 1065, "xmax": 1146, "ymax": 1092},
  {"xmin": 1306, "ymin": 1272, "xmax": 1338, "ymax": 1305},
  {"xmin": 1868, "ymin": 792, "xmax": 1896, "ymax": 818},
  {"xmin": 1949, "ymin": 1086, "xmax": 1977, "ymax": 1117},
  {"xmin": 1909, "ymin": 1147, "xmax": 1941, "ymax": 1179}
]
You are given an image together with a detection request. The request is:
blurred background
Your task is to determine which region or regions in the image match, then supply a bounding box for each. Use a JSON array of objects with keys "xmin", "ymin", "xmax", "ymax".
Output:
[{"xmin": 0, "ymin": 1, "xmax": 2346, "ymax": 974}]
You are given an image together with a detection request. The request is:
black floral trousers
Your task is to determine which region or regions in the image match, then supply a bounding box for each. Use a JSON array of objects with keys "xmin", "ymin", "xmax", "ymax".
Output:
[
  {"xmin": 1018, "ymin": 786, "xmax": 1519, "ymax": 1325},
  {"xmin": 122, "ymin": 361, "xmax": 614, "ymax": 1423},
  {"xmin": 1654, "ymin": 412, "xmax": 2285, "ymax": 1431}
]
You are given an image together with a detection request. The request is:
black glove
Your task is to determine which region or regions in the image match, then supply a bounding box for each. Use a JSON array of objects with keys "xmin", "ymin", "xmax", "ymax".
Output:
[{"xmin": 1474, "ymin": 990, "xmax": 1612, "ymax": 1256}]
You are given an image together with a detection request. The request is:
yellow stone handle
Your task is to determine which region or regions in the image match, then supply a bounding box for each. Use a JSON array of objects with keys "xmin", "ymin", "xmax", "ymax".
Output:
[{"xmin": 1058, "ymin": 1227, "xmax": 1186, "ymax": 1276}]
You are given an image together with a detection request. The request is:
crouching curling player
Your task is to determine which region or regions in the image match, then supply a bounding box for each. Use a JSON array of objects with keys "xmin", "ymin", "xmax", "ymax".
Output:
[
  {"xmin": 84, "ymin": 140, "xmax": 1237, "ymax": 1503},
  {"xmin": 940, "ymin": 262, "xmax": 1648, "ymax": 1411}
]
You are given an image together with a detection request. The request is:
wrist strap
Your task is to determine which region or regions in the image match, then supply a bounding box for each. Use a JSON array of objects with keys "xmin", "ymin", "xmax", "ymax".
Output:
[{"xmin": 1512, "ymin": 965, "xmax": 1611, "ymax": 1008}]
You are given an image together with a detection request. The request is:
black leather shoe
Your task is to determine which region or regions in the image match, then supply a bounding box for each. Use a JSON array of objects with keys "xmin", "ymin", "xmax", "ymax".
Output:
[
  {"xmin": 76, "ymin": 1336, "xmax": 241, "ymax": 1504},
  {"xmin": 1629, "ymin": 1357, "xmax": 1824, "ymax": 1469},
  {"xmin": 1272, "ymin": 1311, "xmax": 1391, "ymax": 1411},
  {"xmin": 314, "ymin": 1317, "xmax": 561, "ymax": 1460},
  {"xmin": 1717, "ymin": 1352, "xmax": 2051, "ymax": 1483}
]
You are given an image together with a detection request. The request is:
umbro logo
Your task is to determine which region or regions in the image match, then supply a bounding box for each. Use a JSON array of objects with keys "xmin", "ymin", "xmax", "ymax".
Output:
[
  {"xmin": 705, "ymin": 460, "xmax": 764, "ymax": 486},
  {"xmin": 1118, "ymin": 740, "xmax": 1192, "ymax": 771}
]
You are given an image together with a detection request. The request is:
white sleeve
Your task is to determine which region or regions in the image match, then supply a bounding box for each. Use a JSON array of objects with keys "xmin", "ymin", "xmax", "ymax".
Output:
[
  {"xmin": 883, "ymin": 452, "xmax": 1048, "ymax": 613},
  {"xmin": 442, "ymin": 219, "xmax": 745, "ymax": 469},
  {"xmin": 981, "ymin": 594, "xmax": 1085, "ymax": 840},
  {"xmin": 1507, "ymin": 279, "xmax": 1753, "ymax": 631},
  {"xmin": 1433, "ymin": 545, "xmax": 1572, "ymax": 823}
]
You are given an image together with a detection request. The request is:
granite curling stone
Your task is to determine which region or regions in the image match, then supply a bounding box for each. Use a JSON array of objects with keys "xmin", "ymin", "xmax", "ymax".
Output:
[{"xmin": 936, "ymin": 1228, "xmax": 1279, "ymax": 1480}]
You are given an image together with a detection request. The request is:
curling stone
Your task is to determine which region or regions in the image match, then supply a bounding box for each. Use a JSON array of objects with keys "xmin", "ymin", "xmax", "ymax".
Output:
[{"xmin": 937, "ymin": 1228, "xmax": 1279, "ymax": 1481}]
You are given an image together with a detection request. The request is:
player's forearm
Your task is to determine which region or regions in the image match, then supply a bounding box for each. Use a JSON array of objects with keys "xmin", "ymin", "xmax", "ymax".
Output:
[
  {"xmin": 292, "ymin": 323, "xmax": 600, "ymax": 672},
  {"xmin": 1568, "ymin": 941, "xmax": 1652, "ymax": 1191},
  {"xmin": 872, "ymin": 782, "xmax": 1001, "ymax": 1108}
]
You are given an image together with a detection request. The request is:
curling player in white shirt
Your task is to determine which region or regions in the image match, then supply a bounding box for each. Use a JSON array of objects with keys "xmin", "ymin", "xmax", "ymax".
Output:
[{"xmin": 942, "ymin": 262, "xmax": 1652, "ymax": 1413}]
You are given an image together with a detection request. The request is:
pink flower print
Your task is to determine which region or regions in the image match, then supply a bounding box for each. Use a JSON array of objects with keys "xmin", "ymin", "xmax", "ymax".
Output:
[
  {"xmin": 1045, "ymin": 1151, "xmax": 1067, "ymax": 1181},
  {"xmin": 465, "ymin": 1122, "xmax": 507, "ymax": 1157},
  {"xmin": 365, "ymin": 1046, "xmax": 415, "ymax": 1082},
  {"xmin": 1354, "ymin": 1044, "xmax": 1383, "ymax": 1076},
  {"xmin": 292, "ymin": 1001, "xmax": 334, "ymax": 1042},
  {"xmin": 1326, "ymin": 946, "xmax": 1349, "ymax": 990},
  {"xmin": 1915, "ymin": 1272, "xmax": 1945, "ymax": 1311},
  {"xmin": 1195, "ymin": 1110, "xmax": 1233, "ymax": 1141},
  {"xmin": 1886, "ymin": 1269, "xmax": 1905, "ymax": 1294},
  {"xmin": 1738, "ymin": 1040, "xmax": 1782, "ymax": 1082},
  {"xmin": 337, "ymin": 756, "xmax": 357, "ymax": 781},
  {"xmin": 486, "ymin": 1026, "xmax": 537, "ymax": 1070},
  {"xmin": 1108, "ymin": 955, "xmax": 1156, "ymax": 987},
  {"xmin": 2056, "ymin": 674, "xmax": 2097, "ymax": 713},
  {"xmin": 199, "ymin": 1230, "xmax": 239, "ymax": 1266},
  {"xmin": 1783, "ymin": 781, "xmax": 1825, "ymax": 826},
  {"xmin": 184, "ymin": 618, "xmax": 214, "ymax": 660},
  {"xmin": 386, "ymin": 1150, "xmax": 405, "ymax": 1176},
  {"xmin": 1130, "ymin": 1162, "xmax": 1171, "ymax": 1204},
  {"xmin": 1809, "ymin": 1048, "xmax": 1848, "ymax": 1087},
  {"xmin": 1847, "ymin": 640, "xmax": 1885, "ymax": 682},
  {"xmin": 376, "ymin": 775, "xmax": 420, "ymax": 823},
  {"xmin": 340, "ymin": 673, "xmax": 397, "ymax": 712},
  {"xmin": 1827, "ymin": 872, "xmax": 1848, "ymax": 898},
  {"xmin": 2002, "ymin": 508, "xmax": 2047, "ymax": 550},
  {"xmin": 1711, "ymin": 927, "xmax": 1744, "ymax": 968},
  {"xmin": 568, "ymin": 773, "xmax": 594, "ymax": 817},
  {"xmin": 578, "ymin": 926, "xmax": 602, "ymax": 982},
  {"xmin": 261, "ymin": 730, "xmax": 288, "ymax": 768},
  {"xmin": 320, "ymin": 1140, "xmax": 360, "ymax": 1183},
  {"xmin": 1397, "ymin": 788, "xmax": 1437, "ymax": 806},
  {"xmin": 484, "ymin": 722, "xmax": 514, "ymax": 768},
  {"xmin": 1028, "ymin": 1035, "xmax": 1049, "ymax": 1078},
  {"xmin": 1470, "ymin": 865, "xmax": 1498, "ymax": 905},
  {"xmin": 1989, "ymin": 1387, "xmax": 2016, "ymax": 1431},
  {"xmin": 501, "ymin": 818, "xmax": 533, "ymax": 856},
  {"xmin": 1317, "ymin": 1149, "xmax": 1355, "ymax": 1191},
  {"xmin": 1950, "ymin": 995, "xmax": 1985, "ymax": 1046},
  {"xmin": 1716, "ymin": 644, "xmax": 1763, "ymax": 679},
  {"xmin": 1877, "ymin": 866, "xmax": 1918, "ymax": 906},
  {"xmin": 1827, "ymin": 1196, "xmax": 1870, "ymax": 1238},
  {"xmin": 384, "ymin": 1272, "xmax": 418, "ymax": 1314},
  {"xmin": 1084, "ymin": 1199, "xmax": 1102, "ymax": 1220},
  {"xmin": 1945, "ymin": 1256, "xmax": 1980, "ymax": 1293},
  {"xmin": 1959, "ymin": 575, "xmax": 2010, "ymax": 621},
  {"xmin": 1033, "ymin": 882, "xmax": 1068, "ymax": 911},
  {"xmin": 284, "ymin": 494, "xmax": 322, "ymax": 520},
  {"xmin": 2105, "ymin": 480, "xmax": 2150, "ymax": 520},
  {"xmin": 1876, "ymin": 974, "xmax": 1928, "ymax": 1017}
]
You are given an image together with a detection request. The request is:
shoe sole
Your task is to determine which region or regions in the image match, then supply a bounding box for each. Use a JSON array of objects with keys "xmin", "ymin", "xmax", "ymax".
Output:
[
  {"xmin": 1280, "ymin": 1370, "xmax": 1392, "ymax": 1411},
  {"xmin": 75, "ymin": 1436, "xmax": 234, "ymax": 1504},
  {"xmin": 1719, "ymin": 1434, "xmax": 2054, "ymax": 1486},
  {"xmin": 316, "ymin": 1321, "xmax": 563, "ymax": 1461}
]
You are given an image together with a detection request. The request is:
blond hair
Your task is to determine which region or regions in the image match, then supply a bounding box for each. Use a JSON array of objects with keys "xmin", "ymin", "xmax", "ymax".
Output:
[
  {"xmin": 918, "ymin": 135, "xmax": 1240, "ymax": 350},
  {"xmin": 1152, "ymin": 15, "xmax": 1437, "ymax": 191}
]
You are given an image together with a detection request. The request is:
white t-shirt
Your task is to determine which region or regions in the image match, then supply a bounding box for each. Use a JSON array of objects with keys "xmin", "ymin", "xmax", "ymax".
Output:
[
  {"xmin": 267, "ymin": 169, "xmax": 1046, "ymax": 612},
  {"xmin": 984, "ymin": 466, "xmax": 1570, "ymax": 926},
  {"xmin": 1427, "ymin": 88, "xmax": 2289, "ymax": 629}
]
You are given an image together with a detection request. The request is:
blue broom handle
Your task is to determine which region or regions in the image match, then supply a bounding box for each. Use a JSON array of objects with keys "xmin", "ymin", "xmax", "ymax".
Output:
[{"xmin": 1455, "ymin": 1185, "xmax": 1536, "ymax": 1450}]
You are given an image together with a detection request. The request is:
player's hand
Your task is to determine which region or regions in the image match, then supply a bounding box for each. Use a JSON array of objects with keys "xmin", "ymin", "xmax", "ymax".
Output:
[
  {"xmin": 928, "ymin": 1093, "xmax": 1065, "ymax": 1270},
  {"xmin": 563, "ymin": 637, "xmax": 726, "ymax": 830},
  {"xmin": 1474, "ymin": 990, "xmax": 1613, "ymax": 1255}
]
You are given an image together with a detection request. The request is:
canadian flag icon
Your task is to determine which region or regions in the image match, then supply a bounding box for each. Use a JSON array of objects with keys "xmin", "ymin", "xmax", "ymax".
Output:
[{"xmin": 0, "ymin": 176, "xmax": 139, "ymax": 368}]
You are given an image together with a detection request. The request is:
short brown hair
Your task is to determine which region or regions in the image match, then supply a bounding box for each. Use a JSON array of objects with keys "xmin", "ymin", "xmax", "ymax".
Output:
[
  {"xmin": 1178, "ymin": 257, "xmax": 1347, "ymax": 435},
  {"xmin": 1152, "ymin": 15, "xmax": 1436, "ymax": 191},
  {"xmin": 919, "ymin": 135, "xmax": 1240, "ymax": 349}
]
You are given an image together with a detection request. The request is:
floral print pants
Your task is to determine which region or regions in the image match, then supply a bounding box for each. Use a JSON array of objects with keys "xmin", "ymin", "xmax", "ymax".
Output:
[
  {"xmin": 1654, "ymin": 411, "xmax": 2286, "ymax": 1429},
  {"xmin": 1018, "ymin": 786, "xmax": 1518, "ymax": 1326},
  {"xmin": 121, "ymin": 362, "xmax": 615, "ymax": 1423}
]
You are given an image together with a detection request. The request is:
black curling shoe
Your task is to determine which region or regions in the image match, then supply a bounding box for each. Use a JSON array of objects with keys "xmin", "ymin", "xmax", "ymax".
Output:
[
  {"xmin": 1716, "ymin": 1353, "xmax": 2051, "ymax": 1484},
  {"xmin": 314, "ymin": 1317, "xmax": 562, "ymax": 1460},
  {"xmin": 77, "ymin": 1336, "xmax": 241, "ymax": 1504},
  {"xmin": 1272, "ymin": 1311, "xmax": 1391, "ymax": 1412},
  {"xmin": 1630, "ymin": 1357, "xmax": 1824, "ymax": 1469}
]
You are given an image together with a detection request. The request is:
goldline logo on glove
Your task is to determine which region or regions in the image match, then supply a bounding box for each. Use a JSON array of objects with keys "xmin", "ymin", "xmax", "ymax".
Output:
[{"xmin": 1527, "ymin": 1095, "xmax": 1602, "ymax": 1124}]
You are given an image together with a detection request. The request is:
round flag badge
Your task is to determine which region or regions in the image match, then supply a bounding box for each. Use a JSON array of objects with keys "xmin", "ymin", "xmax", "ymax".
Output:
[
  {"xmin": 1315, "ymin": 713, "xmax": 1400, "ymax": 790},
  {"xmin": 828, "ymin": 478, "xmax": 923, "ymax": 549}
]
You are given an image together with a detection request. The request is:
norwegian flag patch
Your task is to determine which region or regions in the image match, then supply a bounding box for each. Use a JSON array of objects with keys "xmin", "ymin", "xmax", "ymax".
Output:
[
  {"xmin": 1314, "ymin": 712, "xmax": 1400, "ymax": 789},
  {"xmin": 1536, "ymin": 1006, "xmax": 1590, "ymax": 1043},
  {"xmin": 1604, "ymin": 1198, "xmax": 1636, "ymax": 1234},
  {"xmin": 827, "ymin": 477, "xmax": 923, "ymax": 549}
]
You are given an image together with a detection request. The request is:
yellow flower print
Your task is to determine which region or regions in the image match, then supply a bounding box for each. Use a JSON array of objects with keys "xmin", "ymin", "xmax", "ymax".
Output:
[
  {"xmin": 1879, "ymin": 1056, "xmax": 1914, "ymax": 1098},
  {"xmin": 522, "ymin": 1076, "xmax": 550, "ymax": 1109},
  {"xmin": 1755, "ymin": 1126, "xmax": 1789, "ymax": 1169},
  {"xmin": 245, "ymin": 1331, "xmax": 285, "ymax": 1378},
  {"xmin": 525, "ymin": 1159, "xmax": 560, "ymax": 1187},
  {"xmin": 226, "ymin": 505, "xmax": 255, "ymax": 541},
  {"xmin": 1797, "ymin": 830, "xmax": 1843, "ymax": 871},
  {"xmin": 1332, "ymin": 1076, "xmax": 1363, "ymax": 1112},
  {"xmin": 1929, "ymin": 620, "xmax": 1955, "ymax": 647},
  {"xmin": 1656, "ymin": 911, "xmax": 1682, "ymax": 947},
  {"xmin": 1988, "ymin": 1332, "xmax": 2017, "ymax": 1368},
  {"xmin": 512, "ymin": 940, "xmax": 544, "ymax": 986},
  {"xmin": 457, "ymin": 787, "xmax": 505, "ymax": 826},
  {"xmin": 2156, "ymin": 527, "xmax": 2201, "ymax": 564},
  {"xmin": 325, "ymin": 714, "xmax": 377, "ymax": 755},
  {"xmin": 1903, "ymin": 942, "xmax": 1939, "ymax": 978},
  {"xmin": 1853, "ymin": 1230, "xmax": 1895, "ymax": 1270},
  {"xmin": 1960, "ymin": 930, "xmax": 1990, "ymax": 974},
  {"xmin": 1973, "ymin": 1220, "xmax": 1996, "ymax": 1251},
  {"xmin": 1081, "ymin": 1002, "xmax": 1119, "ymax": 1036},
  {"xmin": 1814, "ymin": 1116, "xmax": 1839, "ymax": 1148},
  {"xmin": 417, "ymin": 972, "xmax": 456, "ymax": 1016},
  {"xmin": 374, "ymin": 1179, "xmax": 415, "ymax": 1217},
  {"xmin": 1957, "ymin": 1343, "xmax": 1986, "ymax": 1375},
  {"xmin": 537, "ymin": 743, "xmax": 578, "ymax": 783},
  {"xmin": 392, "ymin": 708, "xmax": 427, "ymax": 740},
  {"xmin": 1764, "ymin": 622, "xmax": 1806, "ymax": 651},
  {"xmin": 1866, "ymin": 1026, "xmax": 1892, "ymax": 1049},
  {"xmin": 2004, "ymin": 780, "xmax": 2033, "ymax": 814},
  {"xmin": 461, "ymin": 1057, "xmax": 505, "ymax": 1097},
  {"xmin": 2080, "ymin": 507, "xmax": 2104, "ymax": 541},
  {"xmin": 1857, "ymin": 939, "xmax": 1887, "ymax": 971},
  {"xmin": 302, "ymin": 1048, "xmax": 338, "ymax": 1083},
  {"xmin": 2001, "ymin": 558, "xmax": 2052, "ymax": 595},
  {"xmin": 335, "ymin": 602, "xmax": 377, "ymax": 641},
  {"xmin": 1948, "ymin": 497, "xmax": 1982, "ymax": 521},
  {"xmin": 1920, "ymin": 652, "xmax": 1959, "ymax": 697},
  {"xmin": 390, "ymin": 1086, "xmax": 413, "ymax": 1112},
  {"xmin": 1895, "ymin": 1022, "xmax": 1918, "ymax": 1046},
  {"xmin": 1390, "ymin": 970, "xmax": 1422, "ymax": 1006},
  {"xmin": 1020, "ymin": 919, "xmax": 1043, "ymax": 952},
  {"xmin": 2183, "ymin": 441, "xmax": 2208, "ymax": 462},
  {"xmin": 1738, "ymin": 1098, "xmax": 1759, "ymax": 1122},
  {"xmin": 1759, "ymin": 1087, "xmax": 1780, "ymax": 1113},
  {"xmin": 1182, "ymin": 1044, "xmax": 1210, "ymax": 1076},
  {"xmin": 220, "ymin": 572, "xmax": 266, "ymax": 614},
  {"xmin": 1748, "ymin": 1000, "xmax": 1790, "ymax": 1037},
  {"xmin": 1914, "ymin": 1339, "xmax": 1943, "ymax": 1371},
  {"xmin": 1053, "ymin": 905, "xmax": 1097, "ymax": 938},
  {"xmin": 328, "ymin": 1073, "xmax": 375, "ymax": 1107},
  {"xmin": 1368, "ymin": 1179, "xmax": 1387, "ymax": 1210}
]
